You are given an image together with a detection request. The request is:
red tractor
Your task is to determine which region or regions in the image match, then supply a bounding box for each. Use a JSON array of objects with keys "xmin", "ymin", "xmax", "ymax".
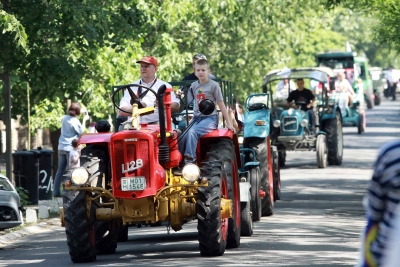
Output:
[{"xmin": 60, "ymin": 83, "xmax": 246, "ymax": 263}]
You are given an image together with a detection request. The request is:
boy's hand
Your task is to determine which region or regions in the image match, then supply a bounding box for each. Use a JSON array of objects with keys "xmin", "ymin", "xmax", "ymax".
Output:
[{"xmin": 227, "ymin": 125, "xmax": 236, "ymax": 133}]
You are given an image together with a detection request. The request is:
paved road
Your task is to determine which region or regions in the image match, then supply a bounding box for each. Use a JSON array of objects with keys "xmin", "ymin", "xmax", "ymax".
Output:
[{"xmin": 0, "ymin": 99, "xmax": 399, "ymax": 267}]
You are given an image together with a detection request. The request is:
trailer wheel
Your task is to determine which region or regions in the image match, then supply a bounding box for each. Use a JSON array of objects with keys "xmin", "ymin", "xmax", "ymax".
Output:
[
  {"xmin": 240, "ymin": 191, "xmax": 253, "ymax": 236},
  {"xmin": 249, "ymin": 167, "xmax": 261, "ymax": 221},
  {"xmin": 272, "ymin": 146, "xmax": 281, "ymax": 200},
  {"xmin": 244, "ymin": 137, "xmax": 274, "ymax": 216},
  {"xmin": 316, "ymin": 135, "xmax": 327, "ymax": 168}
]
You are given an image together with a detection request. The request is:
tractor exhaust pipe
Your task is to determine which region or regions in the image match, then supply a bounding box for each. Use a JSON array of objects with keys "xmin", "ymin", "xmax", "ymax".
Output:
[{"xmin": 157, "ymin": 84, "xmax": 170, "ymax": 163}]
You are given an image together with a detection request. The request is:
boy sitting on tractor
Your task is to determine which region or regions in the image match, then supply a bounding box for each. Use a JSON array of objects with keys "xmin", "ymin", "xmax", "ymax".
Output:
[{"xmin": 178, "ymin": 59, "xmax": 236, "ymax": 165}]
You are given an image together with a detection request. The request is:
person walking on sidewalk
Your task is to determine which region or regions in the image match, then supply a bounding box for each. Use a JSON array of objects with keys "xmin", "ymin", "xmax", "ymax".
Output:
[{"xmin": 384, "ymin": 66, "xmax": 397, "ymax": 101}]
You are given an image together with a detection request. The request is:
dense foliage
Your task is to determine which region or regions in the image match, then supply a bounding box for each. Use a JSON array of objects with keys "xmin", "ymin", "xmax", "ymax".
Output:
[{"xmin": 1, "ymin": 0, "xmax": 399, "ymax": 133}]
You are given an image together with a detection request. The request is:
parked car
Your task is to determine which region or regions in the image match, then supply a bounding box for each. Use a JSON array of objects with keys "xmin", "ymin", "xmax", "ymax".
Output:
[{"xmin": 0, "ymin": 174, "xmax": 23, "ymax": 230}]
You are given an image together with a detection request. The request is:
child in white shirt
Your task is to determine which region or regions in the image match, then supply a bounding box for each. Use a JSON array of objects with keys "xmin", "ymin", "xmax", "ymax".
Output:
[{"xmin": 69, "ymin": 139, "xmax": 81, "ymax": 168}]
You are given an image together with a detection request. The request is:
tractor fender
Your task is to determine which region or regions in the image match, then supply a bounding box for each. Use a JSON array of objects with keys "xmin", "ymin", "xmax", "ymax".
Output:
[
  {"xmin": 78, "ymin": 132, "xmax": 113, "ymax": 145},
  {"xmin": 319, "ymin": 105, "xmax": 341, "ymax": 123},
  {"xmin": 239, "ymin": 181, "xmax": 251, "ymax": 203},
  {"xmin": 201, "ymin": 129, "xmax": 242, "ymax": 169}
]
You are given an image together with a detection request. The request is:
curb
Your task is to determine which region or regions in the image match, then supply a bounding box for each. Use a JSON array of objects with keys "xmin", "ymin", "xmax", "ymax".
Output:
[{"xmin": 0, "ymin": 218, "xmax": 61, "ymax": 248}]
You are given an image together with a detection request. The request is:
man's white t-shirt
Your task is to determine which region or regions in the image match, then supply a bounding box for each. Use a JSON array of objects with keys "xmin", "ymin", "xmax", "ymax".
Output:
[{"xmin": 119, "ymin": 78, "xmax": 180, "ymax": 123}]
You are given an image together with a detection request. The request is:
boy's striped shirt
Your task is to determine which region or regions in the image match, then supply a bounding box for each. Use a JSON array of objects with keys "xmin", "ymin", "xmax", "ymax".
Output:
[{"xmin": 367, "ymin": 139, "xmax": 400, "ymax": 264}]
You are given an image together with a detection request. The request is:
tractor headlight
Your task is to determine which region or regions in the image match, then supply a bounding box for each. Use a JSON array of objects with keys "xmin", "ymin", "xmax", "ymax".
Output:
[
  {"xmin": 273, "ymin": 120, "xmax": 281, "ymax": 128},
  {"xmin": 71, "ymin": 167, "xmax": 90, "ymax": 185},
  {"xmin": 182, "ymin": 164, "xmax": 200, "ymax": 182},
  {"xmin": 238, "ymin": 136, "xmax": 244, "ymax": 144},
  {"xmin": 300, "ymin": 119, "xmax": 308, "ymax": 127}
]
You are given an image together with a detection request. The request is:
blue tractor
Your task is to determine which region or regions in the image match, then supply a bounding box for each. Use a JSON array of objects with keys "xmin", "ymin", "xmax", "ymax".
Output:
[
  {"xmin": 264, "ymin": 67, "xmax": 344, "ymax": 169},
  {"xmin": 242, "ymin": 93, "xmax": 280, "ymax": 218}
]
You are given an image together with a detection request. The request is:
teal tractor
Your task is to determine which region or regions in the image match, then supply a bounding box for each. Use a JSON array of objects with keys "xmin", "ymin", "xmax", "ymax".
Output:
[
  {"xmin": 329, "ymin": 68, "xmax": 366, "ymax": 134},
  {"xmin": 264, "ymin": 67, "xmax": 344, "ymax": 169},
  {"xmin": 242, "ymin": 93, "xmax": 281, "ymax": 218}
]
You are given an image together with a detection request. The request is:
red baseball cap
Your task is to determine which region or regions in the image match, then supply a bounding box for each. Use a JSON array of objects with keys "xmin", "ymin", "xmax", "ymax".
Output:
[{"xmin": 136, "ymin": 56, "xmax": 158, "ymax": 67}]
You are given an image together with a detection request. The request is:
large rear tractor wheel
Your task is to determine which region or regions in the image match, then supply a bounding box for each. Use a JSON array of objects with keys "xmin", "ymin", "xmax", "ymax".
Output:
[
  {"xmin": 63, "ymin": 190, "xmax": 96, "ymax": 263},
  {"xmin": 208, "ymin": 139, "xmax": 240, "ymax": 248},
  {"xmin": 271, "ymin": 146, "xmax": 281, "ymax": 201},
  {"xmin": 243, "ymin": 138, "xmax": 274, "ymax": 216},
  {"xmin": 249, "ymin": 167, "xmax": 261, "ymax": 221},
  {"xmin": 197, "ymin": 161, "xmax": 228, "ymax": 256},
  {"xmin": 96, "ymin": 221, "xmax": 117, "ymax": 255},
  {"xmin": 316, "ymin": 135, "xmax": 327, "ymax": 168},
  {"xmin": 117, "ymin": 225, "xmax": 129, "ymax": 242},
  {"xmin": 323, "ymin": 111, "xmax": 343, "ymax": 165},
  {"xmin": 80, "ymin": 145, "xmax": 110, "ymax": 189},
  {"xmin": 80, "ymin": 145, "xmax": 117, "ymax": 255}
]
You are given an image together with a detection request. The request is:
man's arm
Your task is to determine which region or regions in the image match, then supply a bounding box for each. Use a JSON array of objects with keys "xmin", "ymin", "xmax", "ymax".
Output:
[
  {"xmin": 307, "ymin": 97, "xmax": 316, "ymax": 109},
  {"xmin": 286, "ymin": 92, "xmax": 294, "ymax": 107},
  {"xmin": 169, "ymin": 86, "xmax": 181, "ymax": 113}
]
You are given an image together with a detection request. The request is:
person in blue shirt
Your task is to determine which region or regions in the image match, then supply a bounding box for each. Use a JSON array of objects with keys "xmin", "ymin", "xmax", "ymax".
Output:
[{"xmin": 53, "ymin": 102, "xmax": 87, "ymax": 197}]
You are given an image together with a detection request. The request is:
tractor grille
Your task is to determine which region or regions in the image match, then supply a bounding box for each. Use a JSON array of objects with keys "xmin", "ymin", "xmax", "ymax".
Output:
[
  {"xmin": 113, "ymin": 139, "xmax": 151, "ymax": 190},
  {"xmin": 0, "ymin": 206, "xmax": 18, "ymax": 221},
  {"xmin": 282, "ymin": 116, "xmax": 298, "ymax": 132}
]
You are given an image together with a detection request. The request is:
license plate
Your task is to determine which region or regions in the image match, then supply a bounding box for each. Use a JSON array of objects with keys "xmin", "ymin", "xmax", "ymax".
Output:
[{"xmin": 121, "ymin": 177, "xmax": 146, "ymax": 191}]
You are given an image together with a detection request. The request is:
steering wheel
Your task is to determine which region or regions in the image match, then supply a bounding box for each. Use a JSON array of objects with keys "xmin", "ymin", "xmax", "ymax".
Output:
[
  {"xmin": 294, "ymin": 100, "xmax": 307, "ymax": 107},
  {"xmin": 112, "ymin": 84, "xmax": 158, "ymax": 115},
  {"xmin": 248, "ymin": 103, "xmax": 267, "ymax": 111}
]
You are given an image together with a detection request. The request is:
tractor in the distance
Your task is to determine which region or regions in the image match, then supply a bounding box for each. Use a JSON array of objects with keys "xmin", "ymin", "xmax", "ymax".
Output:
[{"xmin": 266, "ymin": 67, "xmax": 343, "ymax": 169}]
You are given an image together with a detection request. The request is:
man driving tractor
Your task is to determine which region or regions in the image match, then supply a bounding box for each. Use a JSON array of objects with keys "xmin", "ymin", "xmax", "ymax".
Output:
[{"xmin": 286, "ymin": 78, "xmax": 316, "ymax": 134}]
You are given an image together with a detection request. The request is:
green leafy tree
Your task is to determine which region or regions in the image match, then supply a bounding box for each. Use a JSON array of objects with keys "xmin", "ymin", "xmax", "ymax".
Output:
[{"xmin": 324, "ymin": 0, "xmax": 400, "ymax": 66}]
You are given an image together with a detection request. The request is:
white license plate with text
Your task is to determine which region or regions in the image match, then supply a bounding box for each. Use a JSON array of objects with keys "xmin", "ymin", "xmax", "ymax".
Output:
[{"xmin": 121, "ymin": 177, "xmax": 146, "ymax": 191}]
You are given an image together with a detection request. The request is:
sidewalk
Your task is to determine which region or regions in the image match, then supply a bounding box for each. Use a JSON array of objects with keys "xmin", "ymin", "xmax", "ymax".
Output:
[
  {"xmin": 0, "ymin": 217, "xmax": 61, "ymax": 248},
  {"xmin": 0, "ymin": 198, "xmax": 62, "ymax": 248}
]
